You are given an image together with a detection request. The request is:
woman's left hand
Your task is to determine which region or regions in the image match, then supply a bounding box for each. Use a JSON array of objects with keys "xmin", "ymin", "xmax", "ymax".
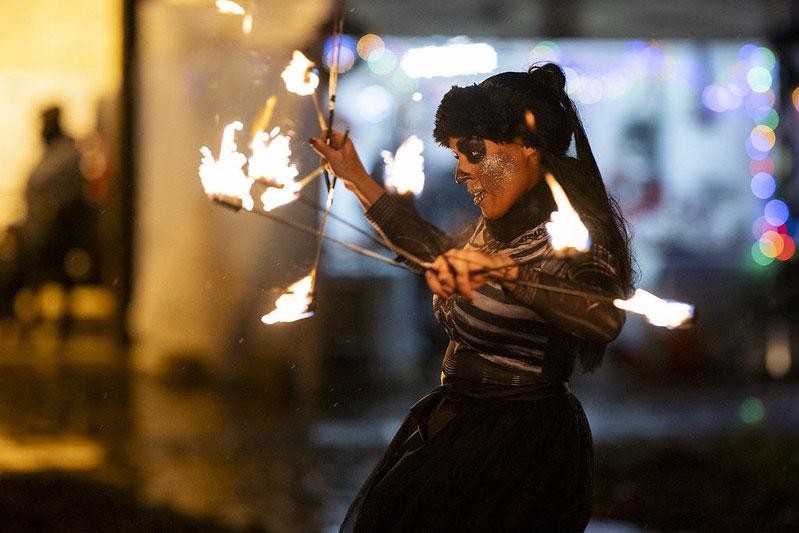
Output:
[{"xmin": 425, "ymin": 249, "xmax": 518, "ymax": 301}]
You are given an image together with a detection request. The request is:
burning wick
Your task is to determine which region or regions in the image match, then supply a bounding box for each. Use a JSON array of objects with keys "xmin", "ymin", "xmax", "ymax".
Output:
[
  {"xmin": 199, "ymin": 121, "xmax": 254, "ymax": 211},
  {"xmin": 261, "ymin": 274, "xmax": 314, "ymax": 325},
  {"xmin": 281, "ymin": 51, "xmax": 326, "ymax": 131},
  {"xmin": 544, "ymin": 173, "xmax": 591, "ymax": 254},
  {"xmin": 216, "ymin": 0, "xmax": 245, "ymax": 15},
  {"xmin": 382, "ymin": 135, "xmax": 425, "ymax": 196},
  {"xmin": 613, "ymin": 289, "xmax": 695, "ymax": 329}
]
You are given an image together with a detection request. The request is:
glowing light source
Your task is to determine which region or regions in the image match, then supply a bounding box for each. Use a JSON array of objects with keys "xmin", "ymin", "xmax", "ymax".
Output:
[
  {"xmin": 368, "ymin": 48, "xmax": 397, "ymax": 75},
  {"xmin": 261, "ymin": 274, "xmax": 314, "ymax": 325},
  {"xmin": 198, "ymin": 121, "xmax": 254, "ymax": 211},
  {"xmin": 400, "ymin": 42, "xmax": 497, "ymax": 79},
  {"xmin": 750, "ymin": 125, "xmax": 776, "ymax": 151},
  {"xmin": 747, "ymin": 66, "xmax": 773, "ymax": 93},
  {"xmin": 759, "ymin": 231, "xmax": 784, "ymax": 258},
  {"xmin": 765, "ymin": 323, "xmax": 791, "ymax": 378},
  {"xmin": 357, "ymin": 34, "xmax": 384, "ymax": 60},
  {"xmin": 739, "ymin": 397, "xmax": 766, "ymax": 425},
  {"xmin": 793, "ymin": 87, "xmax": 799, "ymax": 111},
  {"xmin": 324, "ymin": 34, "xmax": 357, "ymax": 74},
  {"xmin": 613, "ymin": 289, "xmax": 694, "ymax": 329},
  {"xmin": 751, "ymin": 241, "xmax": 774, "ymax": 265},
  {"xmin": 750, "ymin": 157, "xmax": 774, "ymax": 176},
  {"xmin": 381, "ymin": 135, "xmax": 425, "ymax": 196},
  {"xmin": 215, "ymin": 0, "xmax": 245, "ymax": 15},
  {"xmin": 281, "ymin": 51, "xmax": 319, "ymax": 96},
  {"xmin": 249, "ymin": 127, "xmax": 298, "ymax": 186},
  {"xmin": 751, "ymin": 172, "xmax": 776, "ymax": 199},
  {"xmin": 544, "ymin": 173, "xmax": 591, "ymax": 253},
  {"xmin": 764, "ymin": 199, "xmax": 789, "ymax": 226},
  {"xmin": 776, "ymin": 234, "xmax": 795, "ymax": 261}
]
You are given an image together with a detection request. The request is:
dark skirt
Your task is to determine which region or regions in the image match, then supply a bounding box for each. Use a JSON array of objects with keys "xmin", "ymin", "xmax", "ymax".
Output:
[{"xmin": 341, "ymin": 385, "xmax": 593, "ymax": 532}]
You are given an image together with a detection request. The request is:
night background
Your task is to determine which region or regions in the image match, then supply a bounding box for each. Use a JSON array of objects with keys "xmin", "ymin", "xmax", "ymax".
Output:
[{"xmin": 0, "ymin": 0, "xmax": 797, "ymax": 531}]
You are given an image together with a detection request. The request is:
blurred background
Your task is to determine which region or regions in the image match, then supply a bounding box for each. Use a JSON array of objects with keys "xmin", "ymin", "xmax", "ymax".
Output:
[{"xmin": 1, "ymin": 0, "xmax": 797, "ymax": 531}]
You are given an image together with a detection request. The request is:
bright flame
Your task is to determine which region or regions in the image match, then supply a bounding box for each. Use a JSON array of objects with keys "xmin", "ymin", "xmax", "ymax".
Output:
[
  {"xmin": 381, "ymin": 135, "xmax": 425, "ymax": 196},
  {"xmin": 199, "ymin": 121, "xmax": 254, "ymax": 211},
  {"xmin": 261, "ymin": 274, "xmax": 314, "ymax": 325},
  {"xmin": 261, "ymin": 182, "xmax": 301, "ymax": 211},
  {"xmin": 281, "ymin": 51, "xmax": 320, "ymax": 96},
  {"xmin": 544, "ymin": 173, "xmax": 591, "ymax": 253},
  {"xmin": 249, "ymin": 127, "xmax": 299, "ymax": 186},
  {"xmin": 216, "ymin": 0, "xmax": 245, "ymax": 15},
  {"xmin": 614, "ymin": 289, "xmax": 694, "ymax": 329}
]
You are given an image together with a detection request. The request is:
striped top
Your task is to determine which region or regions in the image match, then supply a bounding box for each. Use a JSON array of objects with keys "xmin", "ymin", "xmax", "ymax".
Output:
[{"xmin": 366, "ymin": 180, "xmax": 622, "ymax": 390}]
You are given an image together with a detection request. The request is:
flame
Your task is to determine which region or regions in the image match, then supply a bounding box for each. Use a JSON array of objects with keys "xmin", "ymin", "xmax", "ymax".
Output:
[
  {"xmin": 614, "ymin": 289, "xmax": 695, "ymax": 329},
  {"xmin": 261, "ymin": 182, "xmax": 301, "ymax": 211},
  {"xmin": 199, "ymin": 121, "xmax": 254, "ymax": 210},
  {"xmin": 382, "ymin": 135, "xmax": 425, "ymax": 196},
  {"xmin": 261, "ymin": 274, "xmax": 314, "ymax": 325},
  {"xmin": 216, "ymin": 0, "xmax": 245, "ymax": 15},
  {"xmin": 249, "ymin": 127, "xmax": 299, "ymax": 186},
  {"xmin": 281, "ymin": 51, "xmax": 319, "ymax": 96},
  {"xmin": 544, "ymin": 173, "xmax": 591, "ymax": 253}
]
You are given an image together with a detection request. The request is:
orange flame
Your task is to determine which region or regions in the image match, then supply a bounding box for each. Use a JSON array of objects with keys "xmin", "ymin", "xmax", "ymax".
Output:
[
  {"xmin": 382, "ymin": 135, "xmax": 425, "ymax": 196},
  {"xmin": 614, "ymin": 289, "xmax": 694, "ymax": 329},
  {"xmin": 281, "ymin": 51, "xmax": 319, "ymax": 96},
  {"xmin": 261, "ymin": 274, "xmax": 314, "ymax": 325},
  {"xmin": 198, "ymin": 121, "xmax": 254, "ymax": 210},
  {"xmin": 544, "ymin": 173, "xmax": 591, "ymax": 254}
]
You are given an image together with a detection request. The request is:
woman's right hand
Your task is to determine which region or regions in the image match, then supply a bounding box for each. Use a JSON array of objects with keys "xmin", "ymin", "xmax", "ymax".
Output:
[{"xmin": 309, "ymin": 129, "xmax": 384, "ymax": 208}]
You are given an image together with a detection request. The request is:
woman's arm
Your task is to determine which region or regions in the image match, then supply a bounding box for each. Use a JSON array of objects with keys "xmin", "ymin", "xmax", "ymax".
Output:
[
  {"xmin": 310, "ymin": 130, "xmax": 458, "ymax": 270},
  {"xmin": 427, "ymin": 246, "xmax": 626, "ymax": 344}
]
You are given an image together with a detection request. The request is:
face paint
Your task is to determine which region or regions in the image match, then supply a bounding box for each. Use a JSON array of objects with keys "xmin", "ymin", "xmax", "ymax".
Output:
[
  {"xmin": 456, "ymin": 137, "xmax": 486, "ymax": 164},
  {"xmin": 477, "ymin": 152, "xmax": 518, "ymax": 194}
]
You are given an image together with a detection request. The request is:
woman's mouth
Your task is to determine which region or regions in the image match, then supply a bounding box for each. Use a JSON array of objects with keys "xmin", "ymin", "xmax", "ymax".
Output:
[{"xmin": 473, "ymin": 190, "xmax": 487, "ymax": 205}]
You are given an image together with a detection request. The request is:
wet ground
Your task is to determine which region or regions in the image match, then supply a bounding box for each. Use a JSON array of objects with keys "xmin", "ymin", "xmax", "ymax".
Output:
[{"xmin": 1, "ymin": 321, "xmax": 797, "ymax": 531}]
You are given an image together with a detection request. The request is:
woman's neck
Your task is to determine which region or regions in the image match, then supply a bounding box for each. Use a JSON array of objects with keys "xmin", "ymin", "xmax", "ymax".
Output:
[{"xmin": 484, "ymin": 178, "xmax": 555, "ymax": 242}]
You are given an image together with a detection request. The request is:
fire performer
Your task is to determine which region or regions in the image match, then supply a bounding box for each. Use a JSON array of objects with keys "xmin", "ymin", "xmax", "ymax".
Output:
[{"xmin": 311, "ymin": 63, "xmax": 634, "ymax": 531}]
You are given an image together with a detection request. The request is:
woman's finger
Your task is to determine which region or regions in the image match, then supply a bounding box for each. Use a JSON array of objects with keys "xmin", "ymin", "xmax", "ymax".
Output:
[
  {"xmin": 432, "ymin": 255, "xmax": 455, "ymax": 296},
  {"xmin": 425, "ymin": 269, "xmax": 449, "ymax": 299},
  {"xmin": 445, "ymin": 252, "xmax": 474, "ymax": 301}
]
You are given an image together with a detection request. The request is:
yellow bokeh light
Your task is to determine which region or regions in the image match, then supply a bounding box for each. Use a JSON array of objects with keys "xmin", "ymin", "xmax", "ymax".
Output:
[
  {"xmin": 357, "ymin": 34, "xmax": 384, "ymax": 60},
  {"xmin": 759, "ymin": 231, "xmax": 784, "ymax": 258},
  {"xmin": 750, "ymin": 125, "xmax": 776, "ymax": 150},
  {"xmin": 793, "ymin": 87, "xmax": 799, "ymax": 112}
]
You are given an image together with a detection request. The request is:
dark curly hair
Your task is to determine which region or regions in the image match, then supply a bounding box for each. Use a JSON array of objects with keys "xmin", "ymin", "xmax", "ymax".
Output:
[{"xmin": 434, "ymin": 63, "xmax": 635, "ymax": 371}]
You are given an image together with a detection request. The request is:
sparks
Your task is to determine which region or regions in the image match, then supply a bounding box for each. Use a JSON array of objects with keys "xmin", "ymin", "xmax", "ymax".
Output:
[
  {"xmin": 281, "ymin": 51, "xmax": 320, "ymax": 96},
  {"xmin": 382, "ymin": 135, "xmax": 425, "ymax": 196},
  {"xmin": 215, "ymin": 0, "xmax": 245, "ymax": 15},
  {"xmin": 544, "ymin": 173, "xmax": 591, "ymax": 254},
  {"xmin": 249, "ymin": 127, "xmax": 299, "ymax": 187},
  {"xmin": 198, "ymin": 121, "xmax": 254, "ymax": 211},
  {"xmin": 261, "ymin": 274, "xmax": 314, "ymax": 325},
  {"xmin": 614, "ymin": 289, "xmax": 695, "ymax": 329}
]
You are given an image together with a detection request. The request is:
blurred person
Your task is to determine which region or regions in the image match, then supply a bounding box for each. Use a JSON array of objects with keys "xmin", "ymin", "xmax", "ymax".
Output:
[
  {"xmin": 0, "ymin": 106, "xmax": 97, "ymax": 316},
  {"xmin": 312, "ymin": 63, "xmax": 634, "ymax": 531}
]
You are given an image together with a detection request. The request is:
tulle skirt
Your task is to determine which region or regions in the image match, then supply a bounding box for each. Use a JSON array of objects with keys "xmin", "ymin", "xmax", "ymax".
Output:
[{"xmin": 341, "ymin": 384, "xmax": 593, "ymax": 532}]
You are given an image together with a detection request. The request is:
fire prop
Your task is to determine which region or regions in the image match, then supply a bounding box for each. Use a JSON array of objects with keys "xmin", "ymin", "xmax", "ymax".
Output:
[
  {"xmin": 382, "ymin": 135, "xmax": 425, "ymax": 196},
  {"xmin": 544, "ymin": 173, "xmax": 591, "ymax": 254},
  {"xmin": 199, "ymin": 121, "xmax": 254, "ymax": 211},
  {"xmin": 613, "ymin": 289, "xmax": 695, "ymax": 329},
  {"xmin": 281, "ymin": 50, "xmax": 327, "ymax": 131},
  {"xmin": 261, "ymin": 274, "xmax": 314, "ymax": 325}
]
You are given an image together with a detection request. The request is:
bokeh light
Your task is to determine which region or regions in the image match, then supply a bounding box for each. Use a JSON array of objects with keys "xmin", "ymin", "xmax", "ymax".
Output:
[
  {"xmin": 528, "ymin": 40, "xmax": 561, "ymax": 63},
  {"xmin": 750, "ymin": 172, "xmax": 776, "ymax": 199},
  {"xmin": 745, "ymin": 138, "xmax": 768, "ymax": 160},
  {"xmin": 749, "ymin": 125, "xmax": 775, "ymax": 151},
  {"xmin": 764, "ymin": 199, "xmax": 789, "ymax": 226},
  {"xmin": 757, "ymin": 108, "xmax": 779, "ymax": 130},
  {"xmin": 744, "ymin": 92, "xmax": 772, "ymax": 120},
  {"xmin": 357, "ymin": 34, "xmax": 384, "ymax": 60},
  {"xmin": 776, "ymin": 234, "xmax": 796, "ymax": 261},
  {"xmin": 792, "ymin": 87, "xmax": 799, "ymax": 111},
  {"xmin": 324, "ymin": 35, "xmax": 357, "ymax": 73},
  {"xmin": 747, "ymin": 66, "xmax": 772, "ymax": 93},
  {"xmin": 739, "ymin": 397, "xmax": 766, "ymax": 425},
  {"xmin": 738, "ymin": 43, "xmax": 758, "ymax": 61},
  {"xmin": 367, "ymin": 48, "xmax": 397, "ymax": 75},
  {"xmin": 750, "ymin": 157, "xmax": 774, "ymax": 176},
  {"xmin": 749, "ymin": 47, "xmax": 776, "ymax": 71},
  {"xmin": 357, "ymin": 84, "xmax": 394, "ymax": 123},
  {"xmin": 759, "ymin": 231, "xmax": 784, "ymax": 258},
  {"xmin": 751, "ymin": 242, "xmax": 775, "ymax": 265}
]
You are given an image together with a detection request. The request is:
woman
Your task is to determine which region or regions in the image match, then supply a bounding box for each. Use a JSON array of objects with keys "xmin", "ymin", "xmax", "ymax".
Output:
[{"xmin": 311, "ymin": 63, "xmax": 634, "ymax": 532}]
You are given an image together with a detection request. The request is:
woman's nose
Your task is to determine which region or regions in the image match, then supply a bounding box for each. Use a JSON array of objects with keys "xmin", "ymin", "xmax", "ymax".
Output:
[{"xmin": 455, "ymin": 168, "xmax": 470, "ymax": 184}]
